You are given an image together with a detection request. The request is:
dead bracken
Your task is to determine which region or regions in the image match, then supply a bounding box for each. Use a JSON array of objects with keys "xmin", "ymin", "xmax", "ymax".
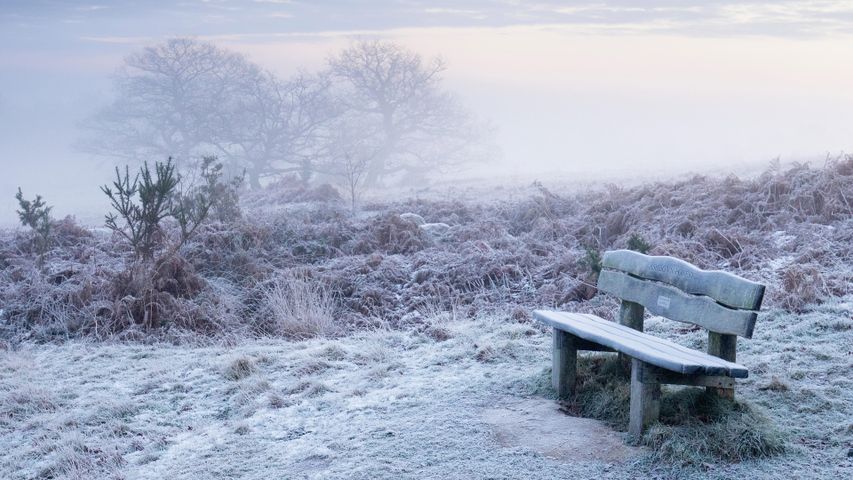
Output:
[{"xmin": 2, "ymin": 158, "xmax": 853, "ymax": 343}]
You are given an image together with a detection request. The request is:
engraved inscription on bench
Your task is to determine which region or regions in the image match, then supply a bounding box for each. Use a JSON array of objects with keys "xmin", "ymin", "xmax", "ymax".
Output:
[{"xmin": 648, "ymin": 263, "xmax": 697, "ymax": 283}]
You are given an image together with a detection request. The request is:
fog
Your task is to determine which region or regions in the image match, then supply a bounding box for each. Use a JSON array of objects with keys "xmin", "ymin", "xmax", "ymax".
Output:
[{"xmin": 4, "ymin": 0, "xmax": 853, "ymax": 225}]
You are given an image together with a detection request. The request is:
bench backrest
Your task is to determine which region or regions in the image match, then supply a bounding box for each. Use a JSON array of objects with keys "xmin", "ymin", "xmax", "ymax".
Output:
[{"xmin": 597, "ymin": 250, "xmax": 765, "ymax": 338}]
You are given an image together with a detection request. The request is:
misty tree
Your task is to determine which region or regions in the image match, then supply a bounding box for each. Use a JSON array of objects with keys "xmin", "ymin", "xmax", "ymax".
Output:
[
  {"xmin": 81, "ymin": 38, "xmax": 257, "ymax": 165},
  {"xmin": 224, "ymin": 71, "xmax": 335, "ymax": 188},
  {"xmin": 328, "ymin": 40, "xmax": 489, "ymax": 188},
  {"xmin": 81, "ymin": 38, "xmax": 331, "ymax": 188}
]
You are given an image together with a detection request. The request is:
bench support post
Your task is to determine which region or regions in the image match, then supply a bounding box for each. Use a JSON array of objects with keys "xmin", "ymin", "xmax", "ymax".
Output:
[
  {"xmin": 552, "ymin": 328, "xmax": 577, "ymax": 399},
  {"xmin": 628, "ymin": 359, "xmax": 660, "ymax": 441},
  {"xmin": 707, "ymin": 332, "xmax": 737, "ymax": 400},
  {"xmin": 618, "ymin": 300, "xmax": 644, "ymax": 371}
]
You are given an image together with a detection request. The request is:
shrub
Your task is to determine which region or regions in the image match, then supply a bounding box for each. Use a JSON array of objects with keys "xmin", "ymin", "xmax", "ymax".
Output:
[
  {"xmin": 581, "ymin": 246, "xmax": 602, "ymax": 275},
  {"xmin": 102, "ymin": 157, "xmax": 224, "ymax": 259},
  {"xmin": 15, "ymin": 188, "xmax": 53, "ymax": 260},
  {"xmin": 100, "ymin": 158, "xmax": 224, "ymax": 330},
  {"xmin": 171, "ymin": 175, "xmax": 216, "ymax": 249},
  {"xmin": 626, "ymin": 232, "xmax": 651, "ymax": 254},
  {"xmin": 198, "ymin": 155, "xmax": 244, "ymax": 223},
  {"xmin": 101, "ymin": 160, "xmax": 179, "ymax": 260}
]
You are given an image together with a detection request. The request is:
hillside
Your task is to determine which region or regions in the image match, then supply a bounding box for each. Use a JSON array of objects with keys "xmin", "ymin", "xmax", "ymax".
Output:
[
  {"xmin": 2, "ymin": 160, "xmax": 853, "ymax": 478},
  {"xmin": 2, "ymin": 158, "xmax": 852, "ymax": 343}
]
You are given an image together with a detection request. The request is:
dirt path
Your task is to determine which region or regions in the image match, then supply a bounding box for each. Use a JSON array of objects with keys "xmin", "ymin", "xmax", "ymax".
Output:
[{"xmin": 482, "ymin": 398, "xmax": 640, "ymax": 464}]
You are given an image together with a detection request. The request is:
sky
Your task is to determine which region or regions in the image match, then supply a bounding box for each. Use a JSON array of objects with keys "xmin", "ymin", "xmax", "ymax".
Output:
[{"xmin": 3, "ymin": 0, "xmax": 853, "ymax": 224}]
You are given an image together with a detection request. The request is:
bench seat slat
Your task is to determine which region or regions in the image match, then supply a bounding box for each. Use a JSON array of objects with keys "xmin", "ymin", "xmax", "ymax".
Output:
[
  {"xmin": 534, "ymin": 310, "xmax": 749, "ymax": 378},
  {"xmin": 537, "ymin": 312, "xmax": 715, "ymax": 374},
  {"xmin": 553, "ymin": 313, "xmax": 733, "ymax": 374},
  {"xmin": 558, "ymin": 315, "xmax": 731, "ymax": 377},
  {"xmin": 559, "ymin": 313, "xmax": 737, "ymax": 370}
]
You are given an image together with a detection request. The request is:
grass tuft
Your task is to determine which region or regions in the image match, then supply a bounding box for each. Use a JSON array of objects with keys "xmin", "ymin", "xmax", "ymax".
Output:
[
  {"xmin": 260, "ymin": 271, "xmax": 338, "ymax": 339},
  {"xmin": 225, "ymin": 356, "xmax": 256, "ymax": 381},
  {"xmin": 562, "ymin": 355, "xmax": 786, "ymax": 465},
  {"xmin": 759, "ymin": 376, "xmax": 790, "ymax": 392},
  {"xmin": 563, "ymin": 355, "xmax": 631, "ymax": 426},
  {"xmin": 645, "ymin": 388, "xmax": 786, "ymax": 464}
]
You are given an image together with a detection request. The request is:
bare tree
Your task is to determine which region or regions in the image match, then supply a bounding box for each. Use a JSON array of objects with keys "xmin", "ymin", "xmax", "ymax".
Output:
[
  {"xmin": 81, "ymin": 39, "xmax": 258, "ymax": 164},
  {"xmin": 81, "ymin": 38, "xmax": 333, "ymax": 188},
  {"xmin": 223, "ymin": 71, "xmax": 335, "ymax": 188},
  {"xmin": 328, "ymin": 40, "xmax": 490, "ymax": 188},
  {"xmin": 322, "ymin": 116, "xmax": 381, "ymax": 212}
]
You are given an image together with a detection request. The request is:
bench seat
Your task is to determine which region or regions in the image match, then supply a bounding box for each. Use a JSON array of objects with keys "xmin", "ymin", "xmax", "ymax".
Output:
[{"xmin": 533, "ymin": 310, "xmax": 748, "ymax": 378}]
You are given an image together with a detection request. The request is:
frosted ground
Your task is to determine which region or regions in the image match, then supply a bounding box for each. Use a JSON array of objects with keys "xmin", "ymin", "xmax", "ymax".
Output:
[{"xmin": 2, "ymin": 299, "xmax": 851, "ymax": 479}]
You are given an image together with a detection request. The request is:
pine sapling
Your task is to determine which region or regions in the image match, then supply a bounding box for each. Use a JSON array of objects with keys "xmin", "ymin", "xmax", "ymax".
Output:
[
  {"xmin": 15, "ymin": 187, "xmax": 53, "ymax": 262},
  {"xmin": 101, "ymin": 159, "xmax": 178, "ymax": 259},
  {"xmin": 627, "ymin": 233, "xmax": 652, "ymax": 254},
  {"xmin": 582, "ymin": 246, "xmax": 603, "ymax": 275},
  {"xmin": 197, "ymin": 155, "xmax": 244, "ymax": 223}
]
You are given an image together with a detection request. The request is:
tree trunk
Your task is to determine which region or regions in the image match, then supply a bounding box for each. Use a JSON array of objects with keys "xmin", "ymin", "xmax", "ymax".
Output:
[
  {"xmin": 248, "ymin": 169, "xmax": 261, "ymax": 189},
  {"xmin": 362, "ymin": 109, "xmax": 396, "ymax": 189},
  {"xmin": 363, "ymin": 154, "xmax": 386, "ymax": 189},
  {"xmin": 299, "ymin": 159, "xmax": 313, "ymax": 186}
]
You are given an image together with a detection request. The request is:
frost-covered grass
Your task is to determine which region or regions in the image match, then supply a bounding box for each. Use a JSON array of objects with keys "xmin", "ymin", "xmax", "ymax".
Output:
[
  {"xmin": 566, "ymin": 355, "xmax": 786, "ymax": 463},
  {"xmin": 4, "ymin": 158, "xmax": 853, "ymax": 343},
  {"xmin": 2, "ymin": 299, "xmax": 852, "ymax": 479}
]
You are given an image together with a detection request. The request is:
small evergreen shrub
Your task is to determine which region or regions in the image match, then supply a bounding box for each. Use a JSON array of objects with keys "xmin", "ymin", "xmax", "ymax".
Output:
[
  {"xmin": 198, "ymin": 156, "xmax": 244, "ymax": 223},
  {"xmin": 101, "ymin": 159, "xmax": 179, "ymax": 259},
  {"xmin": 15, "ymin": 187, "xmax": 53, "ymax": 261},
  {"xmin": 101, "ymin": 157, "xmax": 228, "ymax": 259},
  {"xmin": 101, "ymin": 157, "xmax": 224, "ymax": 329},
  {"xmin": 581, "ymin": 246, "xmax": 602, "ymax": 275},
  {"xmin": 627, "ymin": 232, "xmax": 652, "ymax": 254}
]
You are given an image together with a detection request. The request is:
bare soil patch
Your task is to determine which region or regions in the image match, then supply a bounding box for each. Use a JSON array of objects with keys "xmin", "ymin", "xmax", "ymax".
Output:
[{"xmin": 483, "ymin": 397, "xmax": 642, "ymax": 463}]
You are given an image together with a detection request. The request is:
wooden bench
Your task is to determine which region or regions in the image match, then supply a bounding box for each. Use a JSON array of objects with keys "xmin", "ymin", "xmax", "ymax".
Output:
[{"xmin": 533, "ymin": 249, "xmax": 765, "ymax": 440}]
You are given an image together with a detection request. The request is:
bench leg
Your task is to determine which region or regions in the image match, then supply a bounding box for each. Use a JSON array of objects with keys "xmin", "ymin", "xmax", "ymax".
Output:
[
  {"xmin": 707, "ymin": 332, "xmax": 736, "ymax": 400},
  {"xmin": 709, "ymin": 386, "xmax": 735, "ymax": 400},
  {"xmin": 628, "ymin": 359, "xmax": 660, "ymax": 441},
  {"xmin": 552, "ymin": 328, "xmax": 577, "ymax": 399},
  {"xmin": 618, "ymin": 301, "xmax": 644, "ymax": 373}
]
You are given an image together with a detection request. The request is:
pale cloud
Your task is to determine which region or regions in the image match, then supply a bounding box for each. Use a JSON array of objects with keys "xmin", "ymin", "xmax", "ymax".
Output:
[
  {"xmin": 424, "ymin": 8, "xmax": 485, "ymax": 16},
  {"xmin": 79, "ymin": 35, "xmax": 154, "ymax": 44},
  {"xmin": 8, "ymin": 1, "xmax": 853, "ymax": 39},
  {"xmin": 551, "ymin": 5, "xmax": 647, "ymax": 15},
  {"xmin": 74, "ymin": 5, "xmax": 108, "ymax": 12}
]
